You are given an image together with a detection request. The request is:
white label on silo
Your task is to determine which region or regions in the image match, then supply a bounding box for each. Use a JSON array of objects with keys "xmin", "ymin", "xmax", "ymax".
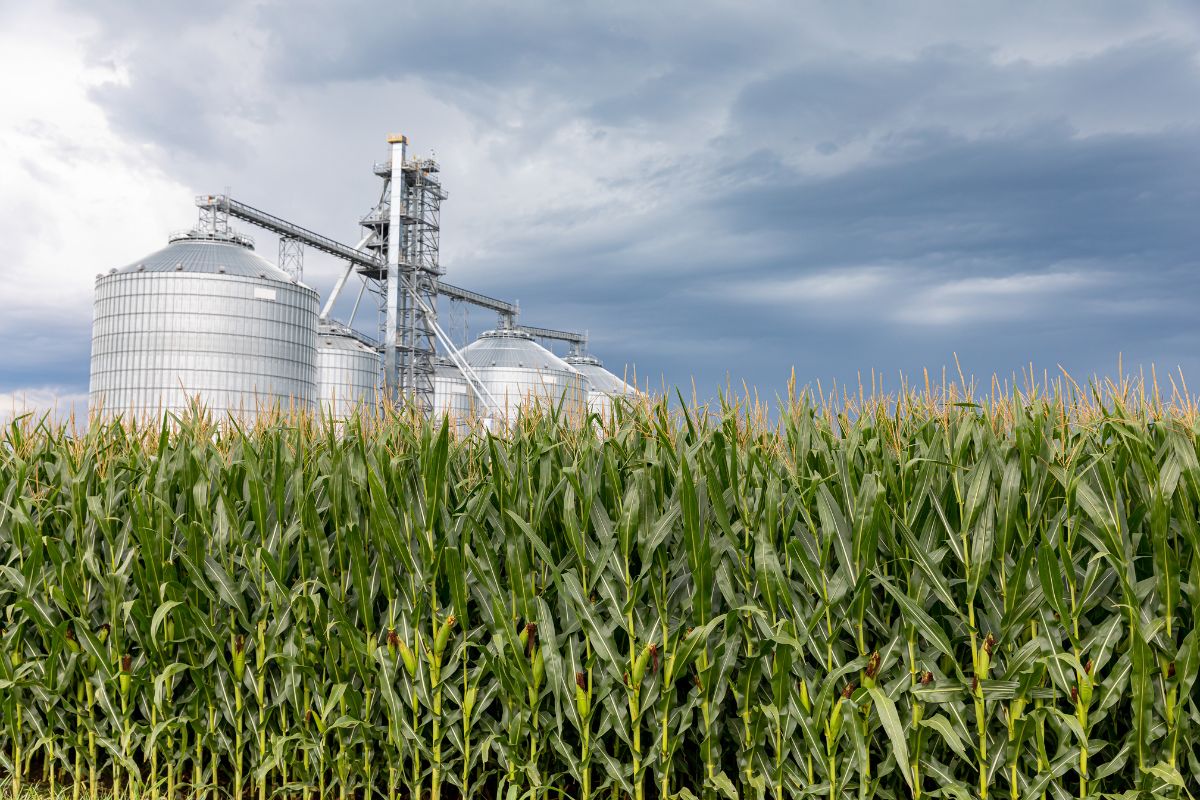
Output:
[
  {"xmin": 254, "ymin": 288, "xmax": 277, "ymax": 301},
  {"xmin": 453, "ymin": 385, "xmax": 468, "ymax": 394}
]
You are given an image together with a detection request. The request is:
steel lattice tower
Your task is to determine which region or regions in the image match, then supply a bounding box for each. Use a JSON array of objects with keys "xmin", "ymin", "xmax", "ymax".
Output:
[{"xmin": 358, "ymin": 135, "xmax": 446, "ymax": 412}]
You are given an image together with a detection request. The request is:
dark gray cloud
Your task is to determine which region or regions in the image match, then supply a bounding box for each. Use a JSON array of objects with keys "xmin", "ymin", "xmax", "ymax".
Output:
[
  {"xmin": 717, "ymin": 125, "xmax": 1200, "ymax": 265},
  {"xmin": 2, "ymin": 312, "xmax": 94, "ymax": 389},
  {"xmin": 6, "ymin": 0, "xmax": 1200, "ymax": 407}
]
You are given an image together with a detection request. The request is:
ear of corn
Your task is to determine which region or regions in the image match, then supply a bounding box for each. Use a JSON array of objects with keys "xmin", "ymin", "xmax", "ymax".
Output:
[{"xmin": 1, "ymin": 379, "xmax": 1198, "ymax": 799}]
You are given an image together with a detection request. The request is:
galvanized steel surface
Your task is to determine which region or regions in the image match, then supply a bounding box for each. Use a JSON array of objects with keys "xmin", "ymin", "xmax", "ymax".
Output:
[
  {"xmin": 120, "ymin": 235, "xmax": 295, "ymax": 280},
  {"xmin": 432, "ymin": 357, "xmax": 472, "ymax": 420},
  {"xmin": 458, "ymin": 329, "xmax": 588, "ymax": 423},
  {"xmin": 565, "ymin": 354, "xmax": 639, "ymax": 416},
  {"xmin": 317, "ymin": 323, "xmax": 380, "ymax": 417},
  {"xmin": 89, "ymin": 236, "xmax": 319, "ymax": 421}
]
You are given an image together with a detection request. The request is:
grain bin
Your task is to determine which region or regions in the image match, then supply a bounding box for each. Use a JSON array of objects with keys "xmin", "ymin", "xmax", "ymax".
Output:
[
  {"xmin": 433, "ymin": 357, "xmax": 472, "ymax": 420},
  {"xmin": 457, "ymin": 328, "xmax": 588, "ymax": 424},
  {"xmin": 88, "ymin": 230, "xmax": 319, "ymax": 421},
  {"xmin": 564, "ymin": 354, "xmax": 639, "ymax": 417},
  {"xmin": 316, "ymin": 322, "xmax": 380, "ymax": 417}
]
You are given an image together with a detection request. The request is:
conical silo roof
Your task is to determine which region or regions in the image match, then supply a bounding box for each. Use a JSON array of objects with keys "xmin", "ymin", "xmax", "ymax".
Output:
[
  {"xmin": 460, "ymin": 328, "xmax": 580, "ymax": 373},
  {"xmin": 114, "ymin": 232, "xmax": 294, "ymax": 282},
  {"xmin": 565, "ymin": 354, "xmax": 638, "ymax": 396},
  {"xmin": 318, "ymin": 322, "xmax": 378, "ymax": 354}
]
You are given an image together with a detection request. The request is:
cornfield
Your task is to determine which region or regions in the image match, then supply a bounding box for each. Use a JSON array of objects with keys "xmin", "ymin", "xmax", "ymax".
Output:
[{"xmin": 2, "ymin": 377, "xmax": 1198, "ymax": 800}]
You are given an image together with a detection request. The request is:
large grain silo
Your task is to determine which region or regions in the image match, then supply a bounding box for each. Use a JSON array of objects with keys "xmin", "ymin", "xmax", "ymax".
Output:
[
  {"xmin": 316, "ymin": 322, "xmax": 380, "ymax": 417},
  {"xmin": 564, "ymin": 354, "xmax": 639, "ymax": 417},
  {"xmin": 458, "ymin": 328, "xmax": 588, "ymax": 424},
  {"xmin": 88, "ymin": 229, "xmax": 319, "ymax": 421},
  {"xmin": 433, "ymin": 357, "xmax": 472, "ymax": 420}
]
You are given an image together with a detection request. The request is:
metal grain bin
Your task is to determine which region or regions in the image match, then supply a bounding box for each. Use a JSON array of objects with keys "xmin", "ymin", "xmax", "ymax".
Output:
[
  {"xmin": 457, "ymin": 328, "xmax": 588, "ymax": 424},
  {"xmin": 564, "ymin": 354, "xmax": 639, "ymax": 417},
  {"xmin": 88, "ymin": 231, "xmax": 319, "ymax": 422},
  {"xmin": 316, "ymin": 322, "xmax": 380, "ymax": 418},
  {"xmin": 433, "ymin": 357, "xmax": 472, "ymax": 421}
]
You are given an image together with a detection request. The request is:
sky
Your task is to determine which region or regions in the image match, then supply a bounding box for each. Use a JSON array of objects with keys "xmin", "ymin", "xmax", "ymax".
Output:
[{"xmin": 2, "ymin": 0, "xmax": 1199, "ymax": 419}]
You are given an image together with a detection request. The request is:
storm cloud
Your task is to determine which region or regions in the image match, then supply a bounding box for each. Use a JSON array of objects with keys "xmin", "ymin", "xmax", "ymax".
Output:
[{"xmin": 2, "ymin": 0, "xmax": 1198, "ymax": 417}]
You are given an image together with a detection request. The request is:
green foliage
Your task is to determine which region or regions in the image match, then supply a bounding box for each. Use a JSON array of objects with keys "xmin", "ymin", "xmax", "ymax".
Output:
[{"xmin": 1, "ymin": 388, "xmax": 1198, "ymax": 800}]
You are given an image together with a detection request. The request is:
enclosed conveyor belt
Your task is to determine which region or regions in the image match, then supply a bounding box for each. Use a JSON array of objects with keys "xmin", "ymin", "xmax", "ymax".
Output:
[{"xmin": 196, "ymin": 195, "xmax": 390, "ymax": 271}]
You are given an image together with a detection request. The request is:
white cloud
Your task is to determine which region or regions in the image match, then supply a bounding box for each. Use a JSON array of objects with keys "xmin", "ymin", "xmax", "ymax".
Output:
[
  {"xmin": 721, "ymin": 266, "xmax": 1115, "ymax": 327},
  {"xmin": 0, "ymin": 3, "xmax": 194, "ymax": 323},
  {"xmin": 894, "ymin": 270, "xmax": 1102, "ymax": 325},
  {"xmin": 930, "ymin": 271, "xmax": 1094, "ymax": 297},
  {"xmin": 727, "ymin": 266, "xmax": 896, "ymax": 303}
]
